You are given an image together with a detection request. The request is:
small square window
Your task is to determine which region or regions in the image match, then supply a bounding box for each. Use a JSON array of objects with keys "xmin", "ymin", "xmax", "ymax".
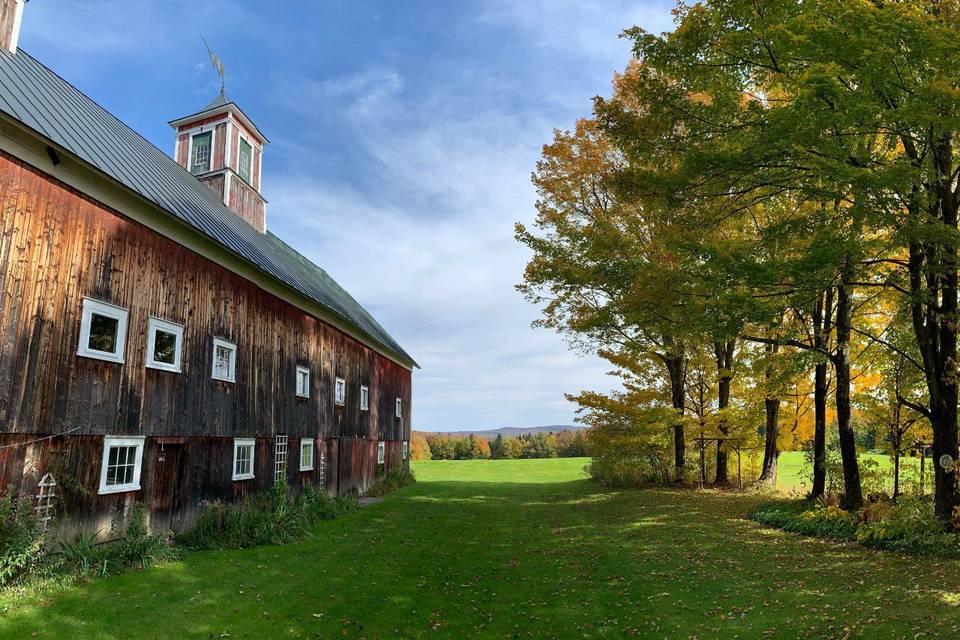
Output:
[
  {"xmin": 238, "ymin": 138, "xmax": 253, "ymax": 183},
  {"xmin": 396, "ymin": 397, "xmax": 402, "ymax": 418},
  {"xmin": 233, "ymin": 438, "xmax": 255, "ymax": 480},
  {"xmin": 98, "ymin": 436, "xmax": 145, "ymax": 494},
  {"xmin": 377, "ymin": 441, "xmax": 385, "ymax": 465},
  {"xmin": 191, "ymin": 131, "xmax": 212, "ymax": 174},
  {"xmin": 212, "ymin": 338, "xmax": 237, "ymax": 382},
  {"xmin": 402, "ymin": 441, "xmax": 409, "ymax": 460},
  {"xmin": 78, "ymin": 298, "xmax": 128, "ymax": 363},
  {"xmin": 335, "ymin": 377, "xmax": 346, "ymax": 406},
  {"xmin": 360, "ymin": 385, "xmax": 369, "ymax": 411},
  {"xmin": 296, "ymin": 366, "xmax": 310, "ymax": 398},
  {"xmin": 300, "ymin": 438, "xmax": 314, "ymax": 471},
  {"xmin": 146, "ymin": 317, "xmax": 184, "ymax": 372}
]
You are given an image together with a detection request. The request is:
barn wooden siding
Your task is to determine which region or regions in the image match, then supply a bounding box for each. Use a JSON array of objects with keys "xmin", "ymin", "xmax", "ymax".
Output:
[
  {"xmin": 0, "ymin": 151, "xmax": 411, "ymax": 532},
  {"xmin": 227, "ymin": 173, "xmax": 266, "ymax": 231}
]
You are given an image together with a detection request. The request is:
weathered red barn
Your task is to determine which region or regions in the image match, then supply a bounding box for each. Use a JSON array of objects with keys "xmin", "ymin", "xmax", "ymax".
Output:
[{"xmin": 0, "ymin": 2, "xmax": 417, "ymax": 535}]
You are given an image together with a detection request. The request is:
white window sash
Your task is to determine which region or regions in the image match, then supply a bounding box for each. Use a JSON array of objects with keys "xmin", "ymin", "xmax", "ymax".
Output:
[
  {"xmin": 212, "ymin": 337, "xmax": 237, "ymax": 382},
  {"xmin": 146, "ymin": 317, "xmax": 184, "ymax": 372},
  {"xmin": 396, "ymin": 398, "xmax": 402, "ymax": 418},
  {"xmin": 335, "ymin": 378, "xmax": 345, "ymax": 405},
  {"xmin": 98, "ymin": 436, "xmax": 145, "ymax": 494},
  {"xmin": 300, "ymin": 439, "xmax": 314, "ymax": 471},
  {"xmin": 296, "ymin": 366, "xmax": 310, "ymax": 398},
  {"xmin": 78, "ymin": 298, "xmax": 128, "ymax": 363},
  {"xmin": 232, "ymin": 438, "xmax": 255, "ymax": 480},
  {"xmin": 360, "ymin": 386, "xmax": 369, "ymax": 411},
  {"xmin": 377, "ymin": 441, "xmax": 385, "ymax": 464}
]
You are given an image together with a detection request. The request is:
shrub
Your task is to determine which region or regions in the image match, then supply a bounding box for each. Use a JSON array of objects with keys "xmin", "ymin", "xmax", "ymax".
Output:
[
  {"xmin": 588, "ymin": 455, "xmax": 671, "ymax": 487},
  {"xmin": 751, "ymin": 496, "xmax": 960, "ymax": 556},
  {"xmin": 109, "ymin": 503, "xmax": 178, "ymax": 570},
  {"xmin": 58, "ymin": 503, "xmax": 177, "ymax": 578},
  {"xmin": 180, "ymin": 481, "xmax": 358, "ymax": 550},
  {"xmin": 365, "ymin": 465, "xmax": 416, "ymax": 498},
  {"xmin": 0, "ymin": 495, "xmax": 46, "ymax": 586},
  {"xmin": 300, "ymin": 486, "xmax": 358, "ymax": 523},
  {"xmin": 58, "ymin": 529, "xmax": 103, "ymax": 578}
]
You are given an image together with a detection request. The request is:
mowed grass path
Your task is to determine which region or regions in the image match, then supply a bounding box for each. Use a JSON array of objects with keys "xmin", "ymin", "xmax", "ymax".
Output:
[{"xmin": 4, "ymin": 458, "xmax": 960, "ymax": 639}]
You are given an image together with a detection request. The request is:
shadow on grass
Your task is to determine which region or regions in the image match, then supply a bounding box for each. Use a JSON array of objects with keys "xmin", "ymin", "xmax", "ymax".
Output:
[{"xmin": 5, "ymin": 472, "xmax": 960, "ymax": 639}]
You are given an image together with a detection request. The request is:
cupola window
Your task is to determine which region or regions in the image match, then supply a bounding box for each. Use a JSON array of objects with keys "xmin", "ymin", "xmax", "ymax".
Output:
[
  {"xmin": 238, "ymin": 138, "xmax": 252, "ymax": 183},
  {"xmin": 190, "ymin": 131, "xmax": 212, "ymax": 174}
]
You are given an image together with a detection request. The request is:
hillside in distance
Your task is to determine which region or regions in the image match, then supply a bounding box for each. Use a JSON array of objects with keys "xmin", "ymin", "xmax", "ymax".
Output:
[{"xmin": 419, "ymin": 425, "xmax": 586, "ymax": 438}]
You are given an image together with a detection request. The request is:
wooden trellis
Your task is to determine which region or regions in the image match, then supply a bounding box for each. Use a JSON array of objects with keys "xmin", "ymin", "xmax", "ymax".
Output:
[
  {"xmin": 34, "ymin": 472, "xmax": 57, "ymax": 532},
  {"xmin": 694, "ymin": 436, "xmax": 757, "ymax": 490},
  {"xmin": 275, "ymin": 435, "xmax": 288, "ymax": 483}
]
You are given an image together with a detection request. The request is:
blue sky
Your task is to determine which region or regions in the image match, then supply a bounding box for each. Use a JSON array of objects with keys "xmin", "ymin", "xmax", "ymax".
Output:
[{"xmin": 19, "ymin": 1, "xmax": 674, "ymax": 431}]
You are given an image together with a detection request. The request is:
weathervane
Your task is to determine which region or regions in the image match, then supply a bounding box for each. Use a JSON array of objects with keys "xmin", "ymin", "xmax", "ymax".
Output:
[{"xmin": 202, "ymin": 36, "xmax": 226, "ymax": 95}]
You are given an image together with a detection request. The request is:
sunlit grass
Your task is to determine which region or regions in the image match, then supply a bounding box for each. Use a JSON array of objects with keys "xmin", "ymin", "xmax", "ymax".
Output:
[
  {"xmin": 777, "ymin": 450, "xmax": 923, "ymax": 492},
  {"xmin": 2, "ymin": 458, "xmax": 958, "ymax": 638}
]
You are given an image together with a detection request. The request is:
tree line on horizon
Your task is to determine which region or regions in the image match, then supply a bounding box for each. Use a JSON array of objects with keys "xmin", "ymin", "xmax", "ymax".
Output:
[
  {"xmin": 410, "ymin": 430, "xmax": 588, "ymax": 461},
  {"xmin": 516, "ymin": 0, "xmax": 960, "ymax": 521}
]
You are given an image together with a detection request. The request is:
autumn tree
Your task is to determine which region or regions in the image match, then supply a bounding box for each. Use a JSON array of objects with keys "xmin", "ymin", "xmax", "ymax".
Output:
[
  {"xmin": 517, "ymin": 119, "xmax": 697, "ymax": 479},
  {"xmin": 593, "ymin": 1, "xmax": 960, "ymax": 513}
]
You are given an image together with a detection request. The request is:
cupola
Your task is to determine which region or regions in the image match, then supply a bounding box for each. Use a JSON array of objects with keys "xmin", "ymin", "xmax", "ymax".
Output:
[
  {"xmin": 0, "ymin": 0, "xmax": 25, "ymax": 54},
  {"xmin": 169, "ymin": 91, "xmax": 269, "ymax": 232}
]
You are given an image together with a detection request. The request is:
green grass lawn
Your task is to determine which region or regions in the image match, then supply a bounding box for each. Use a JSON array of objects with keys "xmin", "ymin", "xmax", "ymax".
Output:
[
  {"xmin": 776, "ymin": 450, "xmax": 923, "ymax": 493},
  {"xmin": 4, "ymin": 457, "xmax": 960, "ymax": 639}
]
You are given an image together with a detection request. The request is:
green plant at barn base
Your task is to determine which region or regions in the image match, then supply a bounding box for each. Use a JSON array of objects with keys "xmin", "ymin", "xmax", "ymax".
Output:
[
  {"xmin": 0, "ymin": 495, "xmax": 46, "ymax": 586},
  {"xmin": 179, "ymin": 480, "xmax": 358, "ymax": 550},
  {"xmin": 364, "ymin": 465, "xmax": 416, "ymax": 497}
]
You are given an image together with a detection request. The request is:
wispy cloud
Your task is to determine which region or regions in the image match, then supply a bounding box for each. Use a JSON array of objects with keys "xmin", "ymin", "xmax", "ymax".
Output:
[
  {"xmin": 266, "ymin": 55, "xmax": 620, "ymax": 429},
  {"xmin": 20, "ymin": 1, "xmax": 675, "ymax": 431}
]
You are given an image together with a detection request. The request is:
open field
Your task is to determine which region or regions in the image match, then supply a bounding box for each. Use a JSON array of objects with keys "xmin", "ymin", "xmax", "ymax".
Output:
[
  {"xmin": 776, "ymin": 451, "xmax": 922, "ymax": 493},
  {"xmin": 3, "ymin": 457, "xmax": 960, "ymax": 639}
]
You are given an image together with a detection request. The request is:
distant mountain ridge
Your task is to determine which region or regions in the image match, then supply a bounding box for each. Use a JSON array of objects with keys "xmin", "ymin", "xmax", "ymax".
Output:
[{"xmin": 419, "ymin": 425, "xmax": 586, "ymax": 438}]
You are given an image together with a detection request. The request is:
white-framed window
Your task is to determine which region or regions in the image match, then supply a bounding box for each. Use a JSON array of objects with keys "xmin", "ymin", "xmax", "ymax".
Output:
[
  {"xmin": 295, "ymin": 366, "xmax": 310, "ymax": 398},
  {"xmin": 396, "ymin": 397, "xmax": 402, "ymax": 418},
  {"xmin": 360, "ymin": 385, "xmax": 369, "ymax": 411},
  {"xmin": 335, "ymin": 377, "xmax": 346, "ymax": 405},
  {"xmin": 232, "ymin": 438, "xmax": 255, "ymax": 480},
  {"xmin": 402, "ymin": 441, "xmax": 409, "ymax": 460},
  {"xmin": 212, "ymin": 337, "xmax": 237, "ymax": 382},
  {"xmin": 146, "ymin": 317, "xmax": 184, "ymax": 372},
  {"xmin": 238, "ymin": 137, "xmax": 253, "ymax": 183},
  {"xmin": 190, "ymin": 130, "xmax": 212, "ymax": 174},
  {"xmin": 300, "ymin": 438, "xmax": 314, "ymax": 471},
  {"xmin": 77, "ymin": 298, "xmax": 128, "ymax": 363},
  {"xmin": 377, "ymin": 441, "xmax": 385, "ymax": 465},
  {"xmin": 98, "ymin": 436, "xmax": 145, "ymax": 495}
]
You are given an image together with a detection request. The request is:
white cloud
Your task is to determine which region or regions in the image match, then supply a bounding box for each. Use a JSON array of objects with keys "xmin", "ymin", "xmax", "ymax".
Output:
[
  {"xmin": 480, "ymin": 0, "xmax": 675, "ymax": 62},
  {"xmin": 263, "ymin": 3, "xmax": 677, "ymax": 430},
  {"xmin": 266, "ymin": 70, "xmax": 621, "ymax": 430}
]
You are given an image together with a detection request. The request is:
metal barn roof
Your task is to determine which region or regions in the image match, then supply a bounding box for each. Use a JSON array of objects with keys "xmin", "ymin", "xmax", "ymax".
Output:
[{"xmin": 0, "ymin": 49, "xmax": 416, "ymax": 368}]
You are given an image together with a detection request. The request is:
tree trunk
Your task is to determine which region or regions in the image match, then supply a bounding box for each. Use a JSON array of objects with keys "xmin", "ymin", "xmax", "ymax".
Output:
[
  {"xmin": 834, "ymin": 277, "xmax": 862, "ymax": 510},
  {"xmin": 758, "ymin": 342, "xmax": 780, "ymax": 485},
  {"xmin": 931, "ymin": 396, "xmax": 959, "ymax": 521},
  {"xmin": 665, "ymin": 349, "xmax": 686, "ymax": 482},
  {"xmin": 713, "ymin": 338, "xmax": 736, "ymax": 485},
  {"xmin": 809, "ymin": 290, "xmax": 832, "ymax": 500},
  {"xmin": 893, "ymin": 448, "xmax": 900, "ymax": 501},
  {"xmin": 759, "ymin": 396, "xmax": 780, "ymax": 485},
  {"xmin": 904, "ymin": 135, "xmax": 960, "ymax": 521}
]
